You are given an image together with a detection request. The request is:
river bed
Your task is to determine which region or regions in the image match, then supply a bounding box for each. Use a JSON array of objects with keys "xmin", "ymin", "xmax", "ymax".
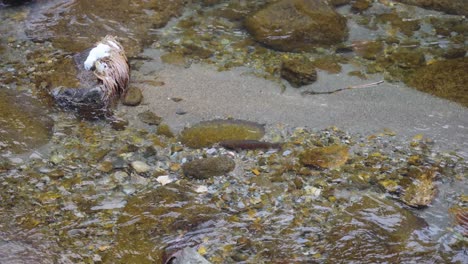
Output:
[{"xmin": 0, "ymin": 1, "xmax": 467, "ymax": 263}]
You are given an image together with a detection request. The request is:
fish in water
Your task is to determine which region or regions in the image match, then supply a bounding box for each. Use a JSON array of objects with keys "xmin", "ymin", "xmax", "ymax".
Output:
[{"xmin": 219, "ymin": 139, "xmax": 282, "ymax": 151}]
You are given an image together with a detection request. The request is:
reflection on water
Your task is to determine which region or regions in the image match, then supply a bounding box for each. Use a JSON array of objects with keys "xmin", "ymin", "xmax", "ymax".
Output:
[{"xmin": 0, "ymin": 1, "xmax": 467, "ymax": 263}]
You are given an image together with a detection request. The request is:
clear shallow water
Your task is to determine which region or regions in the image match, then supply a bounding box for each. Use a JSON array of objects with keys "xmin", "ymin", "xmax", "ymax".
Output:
[{"xmin": 0, "ymin": 1, "xmax": 467, "ymax": 263}]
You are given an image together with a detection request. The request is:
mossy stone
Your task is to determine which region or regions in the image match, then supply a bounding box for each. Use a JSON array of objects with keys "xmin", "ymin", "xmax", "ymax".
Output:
[
  {"xmin": 179, "ymin": 119, "xmax": 265, "ymax": 148},
  {"xmin": 395, "ymin": 0, "xmax": 468, "ymax": 16},
  {"xmin": 280, "ymin": 58, "xmax": 317, "ymax": 87},
  {"xmin": 300, "ymin": 145, "xmax": 349, "ymax": 169},
  {"xmin": 244, "ymin": 0, "xmax": 348, "ymax": 52},
  {"xmin": 351, "ymin": 0, "xmax": 372, "ymax": 12},
  {"xmin": 122, "ymin": 86, "xmax": 143, "ymax": 106},
  {"xmin": 182, "ymin": 156, "xmax": 236, "ymax": 179},
  {"xmin": 406, "ymin": 57, "xmax": 468, "ymax": 107}
]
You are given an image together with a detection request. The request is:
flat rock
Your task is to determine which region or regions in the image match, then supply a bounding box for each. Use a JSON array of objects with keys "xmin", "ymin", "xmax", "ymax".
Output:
[
  {"xmin": 300, "ymin": 145, "xmax": 349, "ymax": 169},
  {"xmin": 182, "ymin": 156, "xmax": 235, "ymax": 179},
  {"xmin": 122, "ymin": 86, "xmax": 143, "ymax": 106},
  {"xmin": 280, "ymin": 58, "xmax": 318, "ymax": 87},
  {"xmin": 244, "ymin": 0, "xmax": 348, "ymax": 51}
]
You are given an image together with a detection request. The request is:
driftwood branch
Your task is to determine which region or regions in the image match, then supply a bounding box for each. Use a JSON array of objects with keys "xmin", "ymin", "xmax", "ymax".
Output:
[{"xmin": 301, "ymin": 80, "xmax": 384, "ymax": 95}]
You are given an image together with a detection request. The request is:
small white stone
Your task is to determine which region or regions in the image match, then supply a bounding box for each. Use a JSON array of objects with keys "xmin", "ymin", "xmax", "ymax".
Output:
[
  {"xmin": 282, "ymin": 150, "xmax": 292, "ymax": 156},
  {"xmin": 156, "ymin": 175, "xmax": 173, "ymax": 186},
  {"xmin": 195, "ymin": 185, "xmax": 208, "ymax": 193},
  {"xmin": 206, "ymin": 148, "xmax": 217, "ymax": 155},
  {"xmin": 131, "ymin": 161, "xmax": 151, "ymax": 173}
]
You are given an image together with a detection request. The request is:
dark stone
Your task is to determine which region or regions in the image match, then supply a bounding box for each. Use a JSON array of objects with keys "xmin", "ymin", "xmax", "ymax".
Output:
[
  {"xmin": 395, "ymin": 0, "xmax": 468, "ymax": 16},
  {"xmin": 280, "ymin": 59, "xmax": 317, "ymax": 87},
  {"xmin": 138, "ymin": 110, "xmax": 162, "ymax": 125},
  {"xmin": 244, "ymin": 0, "xmax": 348, "ymax": 52},
  {"xmin": 182, "ymin": 156, "xmax": 235, "ymax": 179},
  {"xmin": 329, "ymin": 0, "xmax": 351, "ymax": 6},
  {"xmin": 0, "ymin": 89, "xmax": 54, "ymax": 154},
  {"xmin": 351, "ymin": 0, "xmax": 372, "ymax": 13},
  {"xmin": 122, "ymin": 86, "xmax": 143, "ymax": 106}
]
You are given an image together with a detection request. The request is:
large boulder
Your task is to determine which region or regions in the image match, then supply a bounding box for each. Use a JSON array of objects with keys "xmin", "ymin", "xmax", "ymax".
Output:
[
  {"xmin": 244, "ymin": 0, "xmax": 348, "ymax": 52},
  {"xmin": 395, "ymin": 0, "xmax": 468, "ymax": 16}
]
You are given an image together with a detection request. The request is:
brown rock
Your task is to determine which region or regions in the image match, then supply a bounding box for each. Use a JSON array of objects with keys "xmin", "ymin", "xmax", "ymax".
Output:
[
  {"xmin": 182, "ymin": 156, "xmax": 235, "ymax": 179},
  {"xmin": 300, "ymin": 145, "xmax": 349, "ymax": 169},
  {"xmin": 395, "ymin": 0, "xmax": 468, "ymax": 16},
  {"xmin": 138, "ymin": 110, "xmax": 162, "ymax": 125},
  {"xmin": 244, "ymin": 0, "xmax": 348, "ymax": 52},
  {"xmin": 122, "ymin": 86, "xmax": 143, "ymax": 106},
  {"xmin": 400, "ymin": 169, "xmax": 437, "ymax": 208},
  {"xmin": 280, "ymin": 58, "xmax": 318, "ymax": 87}
]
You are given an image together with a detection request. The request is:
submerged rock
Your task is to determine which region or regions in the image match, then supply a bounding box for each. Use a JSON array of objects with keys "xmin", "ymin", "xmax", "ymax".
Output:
[
  {"xmin": 395, "ymin": 0, "xmax": 468, "ymax": 16},
  {"xmin": 280, "ymin": 58, "xmax": 318, "ymax": 87},
  {"xmin": 122, "ymin": 86, "xmax": 143, "ymax": 106},
  {"xmin": 105, "ymin": 185, "xmax": 220, "ymax": 263},
  {"xmin": 400, "ymin": 170, "xmax": 437, "ymax": 208},
  {"xmin": 182, "ymin": 156, "xmax": 235, "ymax": 179},
  {"xmin": 219, "ymin": 139, "xmax": 282, "ymax": 151},
  {"xmin": 26, "ymin": 0, "xmax": 185, "ymax": 57},
  {"xmin": 164, "ymin": 247, "xmax": 211, "ymax": 264},
  {"xmin": 406, "ymin": 57, "xmax": 468, "ymax": 107},
  {"xmin": 244, "ymin": 0, "xmax": 348, "ymax": 52},
  {"xmin": 0, "ymin": 89, "xmax": 53, "ymax": 154},
  {"xmin": 138, "ymin": 110, "xmax": 162, "ymax": 125},
  {"xmin": 324, "ymin": 195, "xmax": 430, "ymax": 263},
  {"xmin": 179, "ymin": 119, "xmax": 265, "ymax": 148},
  {"xmin": 299, "ymin": 145, "xmax": 349, "ymax": 169}
]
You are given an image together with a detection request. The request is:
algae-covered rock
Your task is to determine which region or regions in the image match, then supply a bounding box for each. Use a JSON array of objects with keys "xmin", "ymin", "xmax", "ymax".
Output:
[
  {"xmin": 122, "ymin": 86, "xmax": 143, "ymax": 106},
  {"xmin": 395, "ymin": 0, "xmax": 468, "ymax": 16},
  {"xmin": 299, "ymin": 145, "xmax": 349, "ymax": 169},
  {"xmin": 406, "ymin": 57, "xmax": 468, "ymax": 107},
  {"xmin": 182, "ymin": 156, "xmax": 235, "ymax": 179},
  {"xmin": 0, "ymin": 89, "xmax": 53, "ymax": 154},
  {"xmin": 280, "ymin": 58, "xmax": 318, "ymax": 87},
  {"xmin": 179, "ymin": 119, "xmax": 265, "ymax": 148},
  {"xmin": 351, "ymin": 0, "xmax": 372, "ymax": 12},
  {"xmin": 138, "ymin": 110, "xmax": 162, "ymax": 125},
  {"xmin": 352, "ymin": 40, "xmax": 384, "ymax": 60},
  {"xmin": 389, "ymin": 48, "xmax": 426, "ymax": 69},
  {"xmin": 400, "ymin": 170, "xmax": 437, "ymax": 208},
  {"xmin": 26, "ymin": 0, "xmax": 185, "ymax": 57},
  {"xmin": 329, "ymin": 0, "xmax": 351, "ymax": 6},
  {"xmin": 244, "ymin": 0, "xmax": 348, "ymax": 52},
  {"xmin": 324, "ymin": 195, "xmax": 429, "ymax": 263},
  {"xmin": 104, "ymin": 185, "xmax": 220, "ymax": 263}
]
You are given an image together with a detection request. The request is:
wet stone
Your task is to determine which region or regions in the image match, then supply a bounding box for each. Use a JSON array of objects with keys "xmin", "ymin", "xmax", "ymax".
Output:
[
  {"xmin": 244, "ymin": 0, "xmax": 348, "ymax": 51},
  {"xmin": 300, "ymin": 145, "xmax": 349, "ymax": 169},
  {"xmin": 122, "ymin": 86, "xmax": 143, "ymax": 106},
  {"xmin": 131, "ymin": 161, "xmax": 151, "ymax": 174},
  {"xmin": 280, "ymin": 58, "xmax": 317, "ymax": 88},
  {"xmin": 157, "ymin": 124, "xmax": 175, "ymax": 138},
  {"xmin": 179, "ymin": 119, "xmax": 265, "ymax": 148},
  {"xmin": 138, "ymin": 110, "xmax": 162, "ymax": 125},
  {"xmin": 0, "ymin": 89, "xmax": 53, "ymax": 154},
  {"xmin": 182, "ymin": 156, "xmax": 235, "ymax": 179},
  {"xmin": 400, "ymin": 170, "xmax": 437, "ymax": 208}
]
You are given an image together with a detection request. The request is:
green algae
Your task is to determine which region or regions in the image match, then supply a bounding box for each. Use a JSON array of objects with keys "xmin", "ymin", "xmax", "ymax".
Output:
[
  {"xmin": 0, "ymin": 89, "xmax": 53, "ymax": 154},
  {"xmin": 406, "ymin": 57, "xmax": 468, "ymax": 107},
  {"xmin": 104, "ymin": 184, "xmax": 221, "ymax": 263},
  {"xmin": 179, "ymin": 119, "xmax": 265, "ymax": 148},
  {"xmin": 324, "ymin": 195, "xmax": 431, "ymax": 263}
]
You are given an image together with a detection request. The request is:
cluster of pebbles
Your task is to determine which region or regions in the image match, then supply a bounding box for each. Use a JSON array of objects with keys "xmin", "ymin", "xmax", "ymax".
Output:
[{"xmin": 0, "ymin": 113, "xmax": 466, "ymax": 263}]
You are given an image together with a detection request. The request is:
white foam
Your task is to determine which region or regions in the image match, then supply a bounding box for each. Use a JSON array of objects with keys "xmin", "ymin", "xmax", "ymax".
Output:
[{"xmin": 84, "ymin": 43, "xmax": 111, "ymax": 70}]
